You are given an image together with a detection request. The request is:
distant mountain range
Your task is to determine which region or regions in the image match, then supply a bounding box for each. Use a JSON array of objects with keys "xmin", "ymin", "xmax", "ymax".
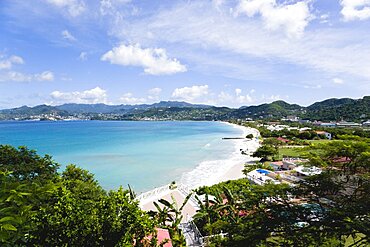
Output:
[
  {"xmin": 0, "ymin": 97, "xmax": 369, "ymax": 122},
  {"xmin": 55, "ymin": 101, "xmax": 212, "ymax": 114}
]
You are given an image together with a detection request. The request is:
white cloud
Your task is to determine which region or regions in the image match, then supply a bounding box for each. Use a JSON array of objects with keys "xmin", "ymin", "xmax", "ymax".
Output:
[
  {"xmin": 320, "ymin": 14, "xmax": 330, "ymax": 24},
  {"xmin": 213, "ymin": 0, "xmax": 225, "ymax": 9},
  {"xmin": 79, "ymin": 52, "xmax": 87, "ymax": 60},
  {"xmin": 119, "ymin": 92, "xmax": 147, "ymax": 104},
  {"xmin": 236, "ymin": 0, "xmax": 312, "ymax": 37},
  {"xmin": 3, "ymin": 71, "xmax": 32, "ymax": 82},
  {"xmin": 50, "ymin": 87, "xmax": 107, "ymax": 104},
  {"xmin": 172, "ymin": 85, "xmax": 209, "ymax": 102},
  {"xmin": 236, "ymin": 92, "xmax": 253, "ymax": 104},
  {"xmin": 303, "ymin": 84, "xmax": 322, "ymax": 89},
  {"xmin": 261, "ymin": 94, "xmax": 285, "ymax": 102},
  {"xmin": 340, "ymin": 0, "xmax": 370, "ymax": 21},
  {"xmin": 218, "ymin": 91, "xmax": 234, "ymax": 103},
  {"xmin": 0, "ymin": 70, "xmax": 54, "ymax": 82},
  {"xmin": 119, "ymin": 88, "xmax": 163, "ymax": 104},
  {"xmin": 122, "ymin": 1, "xmax": 370, "ymax": 85},
  {"xmin": 332, "ymin": 77, "xmax": 344, "ymax": 84},
  {"xmin": 148, "ymin": 87, "xmax": 162, "ymax": 95},
  {"xmin": 0, "ymin": 55, "xmax": 24, "ymax": 70},
  {"xmin": 0, "ymin": 54, "xmax": 54, "ymax": 82},
  {"xmin": 61, "ymin": 30, "xmax": 76, "ymax": 42},
  {"xmin": 46, "ymin": 0, "xmax": 86, "ymax": 17},
  {"xmin": 219, "ymin": 88, "xmax": 253, "ymax": 105},
  {"xmin": 147, "ymin": 87, "xmax": 162, "ymax": 101},
  {"xmin": 100, "ymin": 0, "xmax": 131, "ymax": 16},
  {"xmin": 270, "ymin": 95, "xmax": 282, "ymax": 101},
  {"xmin": 35, "ymin": 71, "xmax": 54, "ymax": 81},
  {"xmin": 101, "ymin": 44, "xmax": 187, "ymax": 75}
]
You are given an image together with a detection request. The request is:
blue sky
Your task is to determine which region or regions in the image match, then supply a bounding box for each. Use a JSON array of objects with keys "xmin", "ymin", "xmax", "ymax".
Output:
[{"xmin": 0, "ymin": 0, "xmax": 370, "ymax": 109}]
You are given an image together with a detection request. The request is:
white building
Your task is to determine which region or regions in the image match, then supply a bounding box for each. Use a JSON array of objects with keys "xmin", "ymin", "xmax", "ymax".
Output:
[
  {"xmin": 315, "ymin": 131, "xmax": 332, "ymax": 140},
  {"xmin": 246, "ymin": 169, "xmax": 280, "ymax": 185},
  {"xmin": 363, "ymin": 120, "xmax": 370, "ymax": 127},
  {"xmin": 294, "ymin": 166, "xmax": 322, "ymax": 177}
]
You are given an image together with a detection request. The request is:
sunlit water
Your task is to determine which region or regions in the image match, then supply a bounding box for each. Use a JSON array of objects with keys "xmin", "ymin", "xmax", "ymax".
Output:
[{"xmin": 0, "ymin": 121, "xmax": 242, "ymax": 192}]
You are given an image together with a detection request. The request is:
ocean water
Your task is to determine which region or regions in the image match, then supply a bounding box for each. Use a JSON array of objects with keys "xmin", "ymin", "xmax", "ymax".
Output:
[{"xmin": 0, "ymin": 121, "xmax": 243, "ymax": 192}]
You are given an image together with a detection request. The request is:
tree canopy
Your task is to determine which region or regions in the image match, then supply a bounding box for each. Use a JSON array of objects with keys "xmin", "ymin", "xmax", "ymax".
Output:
[
  {"xmin": 194, "ymin": 140, "xmax": 370, "ymax": 246},
  {"xmin": 0, "ymin": 145, "xmax": 156, "ymax": 246}
]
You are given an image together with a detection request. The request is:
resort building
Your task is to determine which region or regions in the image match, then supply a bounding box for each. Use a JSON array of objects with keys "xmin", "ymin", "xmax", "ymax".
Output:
[
  {"xmin": 336, "ymin": 121, "xmax": 362, "ymax": 128},
  {"xmin": 276, "ymin": 137, "xmax": 290, "ymax": 143},
  {"xmin": 281, "ymin": 158, "xmax": 308, "ymax": 170},
  {"xmin": 147, "ymin": 228, "xmax": 172, "ymax": 247},
  {"xmin": 294, "ymin": 166, "xmax": 322, "ymax": 177},
  {"xmin": 315, "ymin": 131, "xmax": 332, "ymax": 140},
  {"xmin": 299, "ymin": 119, "xmax": 311, "ymax": 124},
  {"xmin": 282, "ymin": 115, "xmax": 299, "ymax": 122},
  {"xmin": 269, "ymin": 161, "xmax": 284, "ymax": 171},
  {"xmin": 313, "ymin": 122, "xmax": 336, "ymax": 128},
  {"xmin": 246, "ymin": 169, "xmax": 280, "ymax": 185},
  {"xmin": 299, "ymin": 127, "xmax": 312, "ymax": 132},
  {"xmin": 362, "ymin": 120, "xmax": 370, "ymax": 127}
]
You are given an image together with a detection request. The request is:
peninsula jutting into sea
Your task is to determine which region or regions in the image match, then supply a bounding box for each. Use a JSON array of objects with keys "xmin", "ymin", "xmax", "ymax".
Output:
[{"xmin": 1, "ymin": 0, "xmax": 370, "ymax": 246}]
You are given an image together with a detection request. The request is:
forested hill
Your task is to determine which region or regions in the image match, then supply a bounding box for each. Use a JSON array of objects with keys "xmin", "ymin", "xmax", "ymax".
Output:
[
  {"xmin": 304, "ymin": 96, "xmax": 370, "ymax": 121},
  {"xmin": 232, "ymin": 96, "xmax": 369, "ymax": 121},
  {"xmin": 235, "ymin": 100, "xmax": 304, "ymax": 119},
  {"xmin": 0, "ymin": 96, "xmax": 369, "ymax": 122}
]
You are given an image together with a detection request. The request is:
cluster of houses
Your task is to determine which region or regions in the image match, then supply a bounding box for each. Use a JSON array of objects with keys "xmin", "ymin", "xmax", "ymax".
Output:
[
  {"xmin": 12, "ymin": 113, "xmax": 87, "ymax": 121},
  {"xmin": 280, "ymin": 115, "xmax": 369, "ymax": 128},
  {"xmin": 246, "ymin": 158, "xmax": 322, "ymax": 186},
  {"xmin": 261, "ymin": 123, "xmax": 332, "ymax": 140},
  {"xmin": 312, "ymin": 121, "xmax": 364, "ymax": 128},
  {"xmin": 281, "ymin": 115, "xmax": 369, "ymax": 128}
]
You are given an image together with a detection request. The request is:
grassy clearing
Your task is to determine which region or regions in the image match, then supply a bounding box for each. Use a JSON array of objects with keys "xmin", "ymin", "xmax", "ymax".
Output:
[
  {"xmin": 278, "ymin": 147, "xmax": 304, "ymax": 158},
  {"xmin": 278, "ymin": 145, "xmax": 325, "ymax": 159},
  {"xmin": 306, "ymin": 139, "xmax": 337, "ymax": 145}
]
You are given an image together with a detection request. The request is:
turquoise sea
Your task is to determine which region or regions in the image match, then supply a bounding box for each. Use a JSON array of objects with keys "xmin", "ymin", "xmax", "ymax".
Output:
[{"xmin": 0, "ymin": 121, "xmax": 242, "ymax": 192}]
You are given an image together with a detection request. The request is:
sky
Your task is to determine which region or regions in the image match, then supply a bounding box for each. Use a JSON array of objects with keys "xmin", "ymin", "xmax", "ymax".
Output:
[{"xmin": 0, "ymin": 0, "xmax": 370, "ymax": 109}]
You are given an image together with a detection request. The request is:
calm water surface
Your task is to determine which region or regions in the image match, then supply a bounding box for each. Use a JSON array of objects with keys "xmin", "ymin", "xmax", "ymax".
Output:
[{"xmin": 0, "ymin": 121, "xmax": 242, "ymax": 192}]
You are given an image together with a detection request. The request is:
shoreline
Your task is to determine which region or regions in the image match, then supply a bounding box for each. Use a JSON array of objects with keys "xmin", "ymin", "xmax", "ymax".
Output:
[
  {"xmin": 138, "ymin": 122, "xmax": 260, "ymax": 213},
  {"xmin": 216, "ymin": 121, "xmax": 260, "ymax": 183}
]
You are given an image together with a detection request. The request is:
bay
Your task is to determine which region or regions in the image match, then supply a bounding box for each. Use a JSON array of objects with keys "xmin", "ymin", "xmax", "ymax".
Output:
[{"xmin": 0, "ymin": 121, "xmax": 242, "ymax": 192}]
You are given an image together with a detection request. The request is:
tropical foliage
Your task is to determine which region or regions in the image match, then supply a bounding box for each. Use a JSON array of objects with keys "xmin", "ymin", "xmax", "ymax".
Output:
[
  {"xmin": 0, "ymin": 145, "xmax": 156, "ymax": 246},
  {"xmin": 193, "ymin": 141, "xmax": 370, "ymax": 246}
]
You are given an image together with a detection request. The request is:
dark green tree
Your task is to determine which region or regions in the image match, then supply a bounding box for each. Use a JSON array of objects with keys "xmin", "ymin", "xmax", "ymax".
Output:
[
  {"xmin": 252, "ymin": 145, "xmax": 278, "ymax": 161},
  {"xmin": 0, "ymin": 145, "xmax": 59, "ymax": 183}
]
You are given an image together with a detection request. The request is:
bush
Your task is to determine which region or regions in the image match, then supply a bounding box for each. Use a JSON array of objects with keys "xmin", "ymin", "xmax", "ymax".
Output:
[{"xmin": 246, "ymin": 134, "xmax": 254, "ymax": 139}]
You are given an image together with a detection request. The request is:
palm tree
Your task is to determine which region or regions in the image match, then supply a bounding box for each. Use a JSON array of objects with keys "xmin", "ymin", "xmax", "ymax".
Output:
[
  {"xmin": 150, "ymin": 193, "xmax": 192, "ymax": 246},
  {"xmin": 193, "ymin": 191, "xmax": 225, "ymax": 236}
]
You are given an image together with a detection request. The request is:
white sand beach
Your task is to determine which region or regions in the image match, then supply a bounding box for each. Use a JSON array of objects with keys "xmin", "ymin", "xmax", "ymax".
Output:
[{"xmin": 137, "ymin": 123, "xmax": 260, "ymax": 221}]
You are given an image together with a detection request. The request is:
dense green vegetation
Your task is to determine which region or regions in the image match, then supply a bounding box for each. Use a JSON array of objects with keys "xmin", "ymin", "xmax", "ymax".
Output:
[
  {"xmin": 241, "ymin": 121, "xmax": 370, "ymax": 140},
  {"xmin": 305, "ymin": 96, "xmax": 370, "ymax": 121},
  {"xmin": 194, "ymin": 141, "xmax": 370, "ymax": 246},
  {"xmin": 0, "ymin": 145, "xmax": 168, "ymax": 246}
]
